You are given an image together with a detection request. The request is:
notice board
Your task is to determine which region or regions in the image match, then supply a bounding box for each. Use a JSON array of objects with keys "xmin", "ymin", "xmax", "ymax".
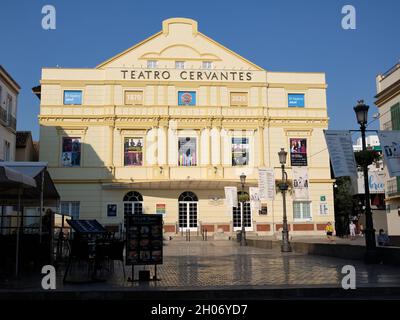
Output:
[{"xmin": 126, "ymin": 214, "xmax": 163, "ymax": 266}]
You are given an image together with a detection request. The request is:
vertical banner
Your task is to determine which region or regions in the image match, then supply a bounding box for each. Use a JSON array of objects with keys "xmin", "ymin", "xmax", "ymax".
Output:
[
  {"xmin": 324, "ymin": 130, "xmax": 358, "ymax": 177},
  {"xmin": 292, "ymin": 167, "xmax": 309, "ymax": 200},
  {"xmin": 224, "ymin": 186, "xmax": 238, "ymax": 208},
  {"xmin": 378, "ymin": 131, "xmax": 400, "ymax": 177},
  {"xmin": 290, "ymin": 138, "xmax": 308, "ymax": 166},
  {"xmin": 249, "ymin": 187, "xmax": 261, "ymax": 215},
  {"xmin": 258, "ymin": 168, "xmax": 275, "ymax": 200}
]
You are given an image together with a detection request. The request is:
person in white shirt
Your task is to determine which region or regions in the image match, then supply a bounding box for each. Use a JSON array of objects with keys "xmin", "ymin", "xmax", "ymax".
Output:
[{"xmin": 349, "ymin": 221, "xmax": 356, "ymax": 239}]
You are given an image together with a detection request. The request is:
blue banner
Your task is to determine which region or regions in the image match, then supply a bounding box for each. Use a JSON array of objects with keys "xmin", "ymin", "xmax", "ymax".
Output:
[
  {"xmin": 288, "ymin": 93, "xmax": 305, "ymax": 107},
  {"xmin": 178, "ymin": 91, "xmax": 196, "ymax": 106},
  {"xmin": 64, "ymin": 90, "xmax": 82, "ymax": 105}
]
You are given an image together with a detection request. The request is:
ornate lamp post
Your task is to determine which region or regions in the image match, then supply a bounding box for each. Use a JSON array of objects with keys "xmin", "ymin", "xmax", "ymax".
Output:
[
  {"xmin": 353, "ymin": 100, "xmax": 378, "ymax": 263},
  {"xmin": 278, "ymin": 148, "xmax": 292, "ymax": 252},
  {"xmin": 240, "ymin": 173, "xmax": 247, "ymax": 246}
]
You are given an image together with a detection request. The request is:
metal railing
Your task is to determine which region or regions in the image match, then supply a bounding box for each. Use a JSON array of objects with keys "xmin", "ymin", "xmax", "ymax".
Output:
[
  {"xmin": 185, "ymin": 229, "xmax": 191, "ymax": 242},
  {"xmin": 386, "ymin": 178, "xmax": 400, "ymax": 197},
  {"xmin": 201, "ymin": 227, "xmax": 208, "ymax": 241}
]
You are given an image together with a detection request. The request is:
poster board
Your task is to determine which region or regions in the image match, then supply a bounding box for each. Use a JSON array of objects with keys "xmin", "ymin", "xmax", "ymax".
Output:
[{"xmin": 126, "ymin": 214, "xmax": 163, "ymax": 266}]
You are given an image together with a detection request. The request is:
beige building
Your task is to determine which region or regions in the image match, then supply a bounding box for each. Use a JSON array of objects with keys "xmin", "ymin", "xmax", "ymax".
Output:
[
  {"xmin": 0, "ymin": 65, "xmax": 19, "ymax": 162},
  {"xmin": 36, "ymin": 18, "xmax": 334, "ymax": 237},
  {"xmin": 376, "ymin": 62, "xmax": 400, "ymax": 242}
]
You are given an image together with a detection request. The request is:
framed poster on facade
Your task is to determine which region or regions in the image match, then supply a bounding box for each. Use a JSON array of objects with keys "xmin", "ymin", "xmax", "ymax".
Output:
[
  {"xmin": 290, "ymin": 138, "xmax": 307, "ymax": 166},
  {"xmin": 63, "ymin": 90, "xmax": 82, "ymax": 105},
  {"xmin": 61, "ymin": 137, "xmax": 81, "ymax": 167},
  {"xmin": 232, "ymin": 137, "xmax": 249, "ymax": 166},
  {"xmin": 124, "ymin": 137, "xmax": 143, "ymax": 166},
  {"xmin": 178, "ymin": 137, "xmax": 197, "ymax": 166},
  {"xmin": 178, "ymin": 91, "xmax": 196, "ymax": 106},
  {"xmin": 156, "ymin": 204, "xmax": 166, "ymax": 215},
  {"xmin": 107, "ymin": 204, "xmax": 117, "ymax": 217},
  {"xmin": 288, "ymin": 93, "xmax": 305, "ymax": 107},
  {"xmin": 126, "ymin": 214, "xmax": 163, "ymax": 266},
  {"xmin": 259, "ymin": 205, "xmax": 268, "ymax": 215}
]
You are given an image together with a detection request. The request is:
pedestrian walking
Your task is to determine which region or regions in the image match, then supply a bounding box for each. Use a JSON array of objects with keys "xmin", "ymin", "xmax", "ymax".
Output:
[{"xmin": 325, "ymin": 222, "xmax": 334, "ymax": 241}]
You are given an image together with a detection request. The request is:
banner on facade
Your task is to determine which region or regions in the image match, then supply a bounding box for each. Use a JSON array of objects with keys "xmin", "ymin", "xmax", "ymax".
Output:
[
  {"xmin": 378, "ymin": 131, "xmax": 400, "ymax": 177},
  {"xmin": 224, "ymin": 186, "xmax": 238, "ymax": 208},
  {"xmin": 324, "ymin": 130, "xmax": 358, "ymax": 177},
  {"xmin": 249, "ymin": 187, "xmax": 261, "ymax": 214},
  {"xmin": 290, "ymin": 138, "xmax": 308, "ymax": 166},
  {"xmin": 258, "ymin": 168, "xmax": 275, "ymax": 200},
  {"xmin": 356, "ymin": 171, "xmax": 385, "ymax": 194},
  {"xmin": 292, "ymin": 167, "xmax": 309, "ymax": 200}
]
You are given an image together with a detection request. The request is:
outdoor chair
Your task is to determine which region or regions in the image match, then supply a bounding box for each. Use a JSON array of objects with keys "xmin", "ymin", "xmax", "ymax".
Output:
[
  {"xmin": 63, "ymin": 238, "xmax": 92, "ymax": 283},
  {"xmin": 108, "ymin": 240, "xmax": 125, "ymax": 279}
]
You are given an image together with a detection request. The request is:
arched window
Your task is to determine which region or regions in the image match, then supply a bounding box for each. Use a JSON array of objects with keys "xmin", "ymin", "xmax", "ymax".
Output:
[
  {"xmin": 123, "ymin": 191, "xmax": 143, "ymax": 202},
  {"xmin": 233, "ymin": 191, "xmax": 251, "ymax": 230},
  {"xmin": 178, "ymin": 191, "xmax": 198, "ymax": 202},
  {"xmin": 123, "ymin": 191, "xmax": 143, "ymax": 215},
  {"xmin": 178, "ymin": 191, "xmax": 198, "ymax": 230}
]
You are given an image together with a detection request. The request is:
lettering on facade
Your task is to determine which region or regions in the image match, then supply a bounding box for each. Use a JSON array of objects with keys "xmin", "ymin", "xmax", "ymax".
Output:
[{"xmin": 120, "ymin": 70, "xmax": 253, "ymax": 81}]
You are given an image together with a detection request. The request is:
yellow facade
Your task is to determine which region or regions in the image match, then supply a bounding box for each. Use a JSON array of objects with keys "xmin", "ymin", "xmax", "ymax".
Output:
[{"xmin": 38, "ymin": 18, "xmax": 334, "ymax": 236}]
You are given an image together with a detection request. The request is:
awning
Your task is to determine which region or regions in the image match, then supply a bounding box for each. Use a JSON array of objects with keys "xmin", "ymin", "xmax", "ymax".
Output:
[
  {"xmin": 0, "ymin": 162, "xmax": 60, "ymax": 204},
  {"xmin": 0, "ymin": 164, "xmax": 36, "ymax": 188}
]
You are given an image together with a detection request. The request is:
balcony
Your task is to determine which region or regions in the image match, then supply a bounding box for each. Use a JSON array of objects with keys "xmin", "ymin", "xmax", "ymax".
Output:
[
  {"xmin": 0, "ymin": 107, "xmax": 16, "ymax": 131},
  {"xmin": 386, "ymin": 177, "xmax": 400, "ymax": 198}
]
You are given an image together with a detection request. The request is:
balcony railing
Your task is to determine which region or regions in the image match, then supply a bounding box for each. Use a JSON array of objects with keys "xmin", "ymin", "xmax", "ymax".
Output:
[
  {"xmin": 0, "ymin": 107, "xmax": 16, "ymax": 131},
  {"xmin": 387, "ymin": 177, "xmax": 400, "ymax": 197}
]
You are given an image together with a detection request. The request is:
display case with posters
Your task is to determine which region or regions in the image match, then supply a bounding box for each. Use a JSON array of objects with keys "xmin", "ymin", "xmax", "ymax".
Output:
[
  {"xmin": 124, "ymin": 137, "xmax": 143, "ymax": 166},
  {"xmin": 126, "ymin": 214, "xmax": 163, "ymax": 265}
]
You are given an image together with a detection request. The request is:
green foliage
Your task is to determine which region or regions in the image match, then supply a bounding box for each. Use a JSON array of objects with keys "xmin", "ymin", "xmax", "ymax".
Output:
[
  {"xmin": 334, "ymin": 176, "xmax": 355, "ymax": 217},
  {"xmin": 354, "ymin": 150, "xmax": 381, "ymax": 167}
]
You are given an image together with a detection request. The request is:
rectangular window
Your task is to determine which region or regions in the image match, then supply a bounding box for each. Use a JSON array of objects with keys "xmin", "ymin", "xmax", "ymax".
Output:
[
  {"xmin": 178, "ymin": 91, "xmax": 196, "ymax": 106},
  {"xmin": 175, "ymin": 61, "xmax": 185, "ymax": 69},
  {"xmin": 293, "ymin": 201, "xmax": 311, "ymax": 221},
  {"xmin": 3, "ymin": 140, "xmax": 11, "ymax": 161},
  {"xmin": 147, "ymin": 60, "xmax": 158, "ymax": 68},
  {"xmin": 63, "ymin": 90, "xmax": 82, "ymax": 105},
  {"xmin": 230, "ymin": 92, "xmax": 248, "ymax": 107},
  {"xmin": 124, "ymin": 90, "xmax": 143, "ymax": 105},
  {"xmin": 202, "ymin": 61, "xmax": 212, "ymax": 69},
  {"xmin": 178, "ymin": 137, "xmax": 197, "ymax": 166},
  {"xmin": 124, "ymin": 138, "xmax": 143, "ymax": 166},
  {"xmin": 288, "ymin": 93, "xmax": 305, "ymax": 107},
  {"xmin": 290, "ymin": 138, "xmax": 307, "ymax": 166},
  {"xmin": 61, "ymin": 137, "xmax": 81, "ymax": 167},
  {"xmin": 107, "ymin": 204, "xmax": 118, "ymax": 217},
  {"xmin": 61, "ymin": 201, "xmax": 80, "ymax": 220},
  {"xmin": 232, "ymin": 137, "xmax": 249, "ymax": 166}
]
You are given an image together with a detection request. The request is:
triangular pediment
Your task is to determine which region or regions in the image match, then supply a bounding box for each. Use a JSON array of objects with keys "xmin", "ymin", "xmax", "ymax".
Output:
[{"xmin": 96, "ymin": 18, "xmax": 263, "ymax": 71}]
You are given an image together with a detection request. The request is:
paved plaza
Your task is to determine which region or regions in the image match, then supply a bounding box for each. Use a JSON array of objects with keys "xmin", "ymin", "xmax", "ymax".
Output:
[{"xmin": 2, "ymin": 240, "xmax": 400, "ymax": 298}]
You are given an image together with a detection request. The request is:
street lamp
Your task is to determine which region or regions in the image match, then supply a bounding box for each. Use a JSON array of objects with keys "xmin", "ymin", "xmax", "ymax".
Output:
[
  {"xmin": 353, "ymin": 100, "xmax": 378, "ymax": 263},
  {"xmin": 278, "ymin": 148, "xmax": 292, "ymax": 252},
  {"xmin": 240, "ymin": 173, "xmax": 247, "ymax": 246}
]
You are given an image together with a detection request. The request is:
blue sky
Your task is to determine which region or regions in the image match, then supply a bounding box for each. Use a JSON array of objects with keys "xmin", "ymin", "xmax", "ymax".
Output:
[{"xmin": 1, "ymin": 0, "xmax": 399, "ymax": 140}]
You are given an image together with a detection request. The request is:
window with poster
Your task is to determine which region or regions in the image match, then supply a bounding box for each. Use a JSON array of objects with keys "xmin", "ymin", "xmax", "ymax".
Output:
[
  {"xmin": 61, "ymin": 137, "xmax": 81, "ymax": 167},
  {"xmin": 178, "ymin": 137, "xmax": 197, "ymax": 166},
  {"xmin": 124, "ymin": 137, "xmax": 143, "ymax": 166},
  {"xmin": 178, "ymin": 91, "xmax": 196, "ymax": 106},
  {"xmin": 232, "ymin": 137, "xmax": 249, "ymax": 166}
]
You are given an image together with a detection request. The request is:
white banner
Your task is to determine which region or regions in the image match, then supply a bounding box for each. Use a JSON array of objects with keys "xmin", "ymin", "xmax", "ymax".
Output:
[
  {"xmin": 258, "ymin": 168, "xmax": 275, "ymax": 200},
  {"xmin": 356, "ymin": 171, "xmax": 385, "ymax": 194},
  {"xmin": 293, "ymin": 167, "xmax": 309, "ymax": 200},
  {"xmin": 378, "ymin": 131, "xmax": 400, "ymax": 177},
  {"xmin": 249, "ymin": 187, "xmax": 261, "ymax": 214},
  {"xmin": 324, "ymin": 130, "xmax": 358, "ymax": 177},
  {"xmin": 224, "ymin": 186, "xmax": 238, "ymax": 208}
]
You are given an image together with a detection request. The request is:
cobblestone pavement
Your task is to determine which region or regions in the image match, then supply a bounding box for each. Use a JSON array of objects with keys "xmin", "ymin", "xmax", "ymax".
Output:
[{"xmin": 2, "ymin": 240, "xmax": 400, "ymax": 291}]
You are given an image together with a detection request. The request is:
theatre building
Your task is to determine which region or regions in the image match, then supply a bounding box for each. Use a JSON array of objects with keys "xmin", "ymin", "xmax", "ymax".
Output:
[{"xmin": 36, "ymin": 18, "xmax": 334, "ymax": 237}]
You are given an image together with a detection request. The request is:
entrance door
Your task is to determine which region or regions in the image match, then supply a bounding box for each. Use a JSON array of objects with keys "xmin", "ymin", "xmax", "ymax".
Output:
[
  {"xmin": 178, "ymin": 191, "xmax": 198, "ymax": 231},
  {"xmin": 233, "ymin": 202, "xmax": 252, "ymax": 231}
]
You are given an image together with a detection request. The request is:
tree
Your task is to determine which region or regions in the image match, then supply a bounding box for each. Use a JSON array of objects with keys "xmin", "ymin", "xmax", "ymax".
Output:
[{"xmin": 334, "ymin": 176, "xmax": 355, "ymax": 237}]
